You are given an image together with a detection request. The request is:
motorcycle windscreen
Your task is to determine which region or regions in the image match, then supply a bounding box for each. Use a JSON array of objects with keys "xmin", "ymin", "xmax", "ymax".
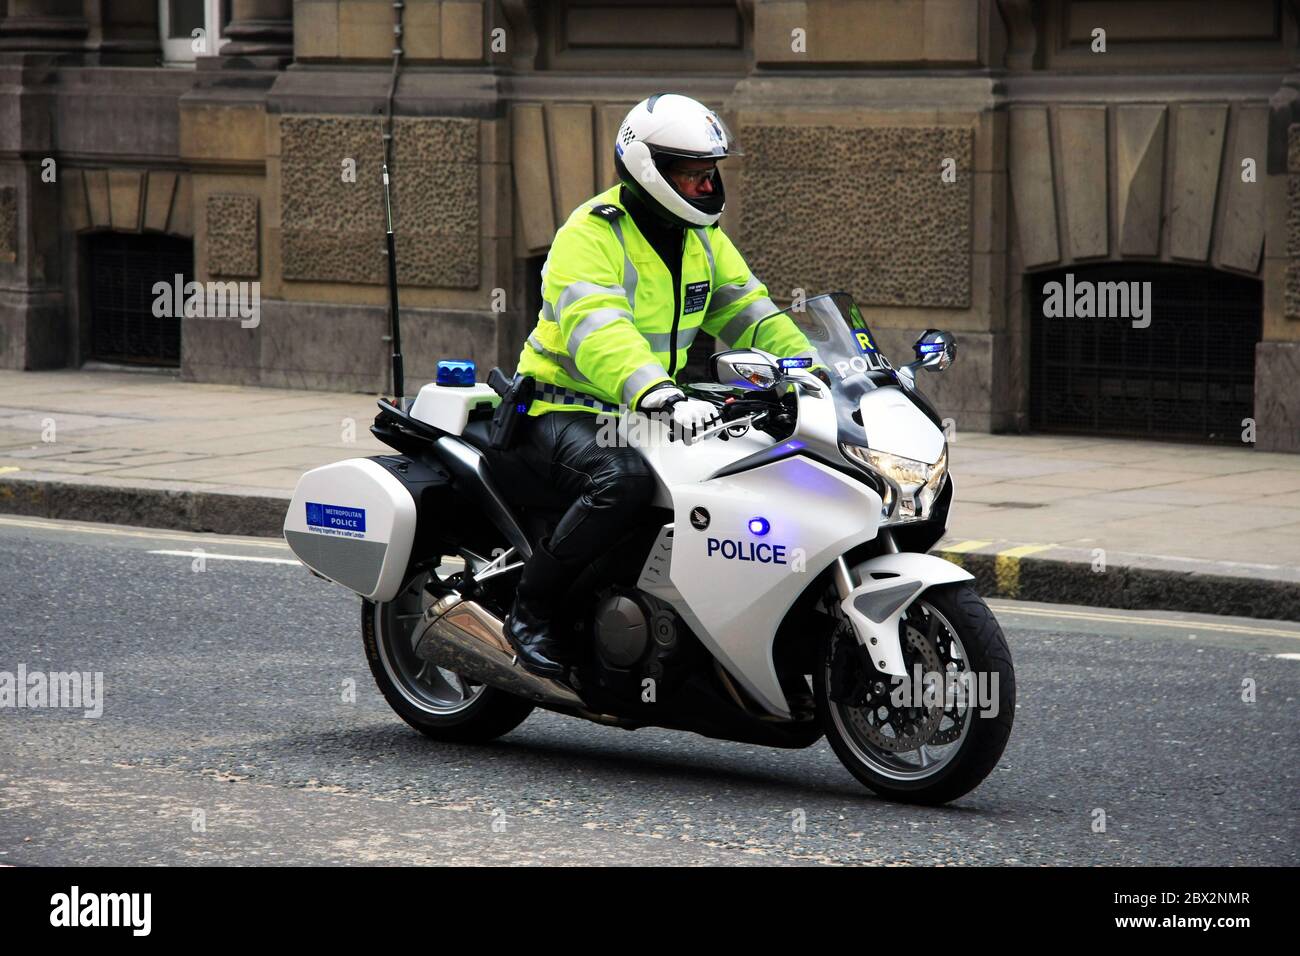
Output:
[
  {"xmin": 283, "ymin": 458, "xmax": 417, "ymax": 602},
  {"xmin": 751, "ymin": 292, "xmax": 913, "ymax": 449}
]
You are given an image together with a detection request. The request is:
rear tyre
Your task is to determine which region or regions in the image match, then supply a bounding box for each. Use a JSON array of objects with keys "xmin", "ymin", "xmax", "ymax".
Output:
[
  {"xmin": 362, "ymin": 568, "xmax": 534, "ymax": 743},
  {"xmin": 815, "ymin": 582, "xmax": 1015, "ymax": 805}
]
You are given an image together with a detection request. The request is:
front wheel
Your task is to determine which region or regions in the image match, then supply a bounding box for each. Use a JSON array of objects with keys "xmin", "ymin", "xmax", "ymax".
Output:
[
  {"xmin": 815, "ymin": 583, "xmax": 1015, "ymax": 805},
  {"xmin": 362, "ymin": 568, "xmax": 534, "ymax": 743}
]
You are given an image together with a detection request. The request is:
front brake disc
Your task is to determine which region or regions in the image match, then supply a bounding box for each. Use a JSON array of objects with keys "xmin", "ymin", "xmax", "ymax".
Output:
[
  {"xmin": 845, "ymin": 625, "xmax": 944, "ymax": 752},
  {"xmin": 914, "ymin": 610, "xmax": 970, "ymax": 746}
]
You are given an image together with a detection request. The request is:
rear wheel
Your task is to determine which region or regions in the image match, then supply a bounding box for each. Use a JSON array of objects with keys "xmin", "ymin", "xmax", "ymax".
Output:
[
  {"xmin": 815, "ymin": 583, "xmax": 1014, "ymax": 805},
  {"xmin": 362, "ymin": 567, "xmax": 534, "ymax": 742}
]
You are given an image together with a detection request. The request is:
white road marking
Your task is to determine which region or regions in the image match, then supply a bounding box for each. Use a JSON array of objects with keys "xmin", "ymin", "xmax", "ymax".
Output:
[
  {"xmin": 148, "ymin": 549, "xmax": 301, "ymax": 566},
  {"xmin": 1274, "ymin": 653, "xmax": 1300, "ymax": 661}
]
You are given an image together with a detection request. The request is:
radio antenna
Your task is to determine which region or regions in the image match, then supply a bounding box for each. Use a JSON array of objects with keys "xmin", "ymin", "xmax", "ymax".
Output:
[
  {"xmin": 381, "ymin": 0, "xmax": 405, "ymax": 407},
  {"xmin": 382, "ymin": 163, "xmax": 403, "ymax": 407}
]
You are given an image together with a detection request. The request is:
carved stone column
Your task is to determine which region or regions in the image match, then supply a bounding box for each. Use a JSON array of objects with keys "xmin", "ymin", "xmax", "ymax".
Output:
[{"xmin": 220, "ymin": 0, "xmax": 293, "ymax": 60}]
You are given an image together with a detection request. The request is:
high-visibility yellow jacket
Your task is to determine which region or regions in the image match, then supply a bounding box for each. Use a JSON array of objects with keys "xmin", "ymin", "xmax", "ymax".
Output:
[{"xmin": 518, "ymin": 185, "xmax": 810, "ymax": 415}]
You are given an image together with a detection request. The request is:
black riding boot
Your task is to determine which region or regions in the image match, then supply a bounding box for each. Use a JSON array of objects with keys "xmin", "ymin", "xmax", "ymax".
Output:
[{"xmin": 504, "ymin": 538, "xmax": 571, "ymax": 678}]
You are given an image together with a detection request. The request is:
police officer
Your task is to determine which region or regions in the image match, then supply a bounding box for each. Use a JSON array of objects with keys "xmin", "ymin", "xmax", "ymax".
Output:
[{"xmin": 504, "ymin": 93, "xmax": 810, "ymax": 677}]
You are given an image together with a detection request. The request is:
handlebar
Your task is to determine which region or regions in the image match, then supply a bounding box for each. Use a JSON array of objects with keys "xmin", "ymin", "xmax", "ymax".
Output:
[
  {"xmin": 679, "ymin": 382, "xmax": 796, "ymax": 445},
  {"xmin": 683, "ymin": 411, "xmax": 767, "ymax": 446}
]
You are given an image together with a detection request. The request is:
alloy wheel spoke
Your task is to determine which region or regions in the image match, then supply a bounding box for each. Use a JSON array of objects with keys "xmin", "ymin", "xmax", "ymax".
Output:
[{"xmin": 442, "ymin": 668, "xmax": 465, "ymax": 698}]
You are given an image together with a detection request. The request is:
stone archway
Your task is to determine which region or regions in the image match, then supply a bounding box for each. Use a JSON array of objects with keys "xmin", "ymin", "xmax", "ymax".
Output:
[
  {"xmin": 65, "ymin": 168, "xmax": 195, "ymax": 368},
  {"xmin": 1007, "ymin": 100, "xmax": 1270, "ymax": 443}
]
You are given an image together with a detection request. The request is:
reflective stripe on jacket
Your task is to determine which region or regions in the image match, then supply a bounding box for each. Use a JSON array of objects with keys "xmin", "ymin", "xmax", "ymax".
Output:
[{"xmin": 517, "ymin": 185, "xmax": 808, "ymax": 416}]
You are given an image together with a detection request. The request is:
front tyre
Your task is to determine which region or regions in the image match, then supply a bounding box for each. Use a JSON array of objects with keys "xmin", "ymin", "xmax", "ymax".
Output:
[
  {"xmin": 362, "ymin": 569, "xmax": 534, "ymax": 743},
  {"xmin": 815, "ymin": 583, "xmax": 1015, "ymax": 805}
]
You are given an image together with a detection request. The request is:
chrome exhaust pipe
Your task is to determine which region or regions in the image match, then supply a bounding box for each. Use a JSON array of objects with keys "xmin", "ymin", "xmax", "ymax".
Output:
[{"xmin": 413, "ymin": 593, "xmax": 585, "ymax": 709}]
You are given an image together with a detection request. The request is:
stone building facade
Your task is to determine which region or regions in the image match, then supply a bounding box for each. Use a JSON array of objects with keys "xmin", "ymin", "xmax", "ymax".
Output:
[{"xmin": 0, "ymin": 0, "xmax": 1295, "ymax": 450}]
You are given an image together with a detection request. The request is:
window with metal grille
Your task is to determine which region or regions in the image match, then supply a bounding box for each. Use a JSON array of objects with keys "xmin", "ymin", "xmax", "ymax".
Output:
[
  {"xmin": 1029, "ymin": 264, "xmax": 1261, "ymax": 444},
  {"xmin": 87, "ymin": 232, "xmax": 192, "ymax": 367}
]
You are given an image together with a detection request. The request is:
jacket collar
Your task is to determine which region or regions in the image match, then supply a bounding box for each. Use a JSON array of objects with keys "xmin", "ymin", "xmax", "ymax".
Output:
[{"xmin": 619, "ymin": 184, "xmax": 685, "ymax": 248}]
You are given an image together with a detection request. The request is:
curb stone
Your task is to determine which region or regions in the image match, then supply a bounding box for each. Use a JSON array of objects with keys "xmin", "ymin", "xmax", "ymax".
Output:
[
  {"xmin": 934, "ymin": 545, "xmax": 1300, "ymax": 623},
  {"xmin": 0, "ymin": 475, "xmax": 288, "ymax": 540}
]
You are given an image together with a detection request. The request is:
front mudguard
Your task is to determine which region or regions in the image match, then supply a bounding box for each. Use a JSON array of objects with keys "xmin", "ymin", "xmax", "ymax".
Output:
[{"xmin": 838, "ymin": 551, "xmax": 974, "ymax": 678}]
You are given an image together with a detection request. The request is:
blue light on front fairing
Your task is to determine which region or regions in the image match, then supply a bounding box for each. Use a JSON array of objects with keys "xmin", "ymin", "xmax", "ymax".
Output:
[
  {"xmin": 778, "ymin": 357, "xmax": 813, "ymax": 369},
  {"xmin": 748, "ymin": 517, "xmax": 770, "ymax": 536}
]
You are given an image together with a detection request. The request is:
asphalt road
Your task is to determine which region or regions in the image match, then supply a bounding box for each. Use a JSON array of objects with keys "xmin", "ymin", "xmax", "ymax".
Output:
[{"xmin": 0, "ymin": 515, "xmax": 1297, "ymax": 866}]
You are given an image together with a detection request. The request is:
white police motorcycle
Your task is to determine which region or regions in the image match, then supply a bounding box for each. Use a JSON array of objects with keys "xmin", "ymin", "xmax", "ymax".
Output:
[{"xmin": 285, "ymin": 293, "xmax": 1015, "ymax": 804}]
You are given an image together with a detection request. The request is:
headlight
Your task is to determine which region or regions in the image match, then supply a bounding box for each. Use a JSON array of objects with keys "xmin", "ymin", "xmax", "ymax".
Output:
[{"xmin": 842, "ymin": 444, "xmax": 947, "ymax": 521}]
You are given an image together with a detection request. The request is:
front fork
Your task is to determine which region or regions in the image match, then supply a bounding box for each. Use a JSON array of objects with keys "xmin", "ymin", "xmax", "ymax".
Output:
[{"xmin": 832, "ymin": 532, "xmax": 974, "ymax": 679}]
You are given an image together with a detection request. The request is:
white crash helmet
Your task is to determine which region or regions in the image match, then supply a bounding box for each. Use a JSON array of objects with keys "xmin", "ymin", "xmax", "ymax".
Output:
[{"xmin": 613, "ymin": 93, "xmax": 737, "ymax": 228}]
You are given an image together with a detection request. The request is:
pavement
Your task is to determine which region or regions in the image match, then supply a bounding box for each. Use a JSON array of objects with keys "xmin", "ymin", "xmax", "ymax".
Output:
[{"xmin": 0, "ymin": 367, "xmax": 1297, "ymax": 620}]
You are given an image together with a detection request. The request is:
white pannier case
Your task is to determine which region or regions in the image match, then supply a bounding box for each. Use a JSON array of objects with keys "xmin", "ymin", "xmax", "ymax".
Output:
[{"xmin": 283, "ymin": 458, "xmax": 418, "ymax": 602}]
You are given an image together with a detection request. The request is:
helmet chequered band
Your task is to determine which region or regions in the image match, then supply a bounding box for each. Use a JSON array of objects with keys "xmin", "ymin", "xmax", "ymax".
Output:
[{"xmin": 536, "ymin": 382, "xmax": 620, "ymax": 414}]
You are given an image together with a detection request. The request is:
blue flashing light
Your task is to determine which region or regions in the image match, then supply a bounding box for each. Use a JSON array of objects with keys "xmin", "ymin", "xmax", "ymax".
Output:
[
  {"xmin": 917, "ymin": 343, "xmax": 946, "ymax": 354},
  {"xmin": 778, "ymin": 356, "xmax": 813, "ymax": 369},
  {"xmin": 436, "ymin": 359, "xmax": 476, "ymax": 387},
  {"xmin": 748, "ymin": 516, "xmax": 770, "ymax": 536}
]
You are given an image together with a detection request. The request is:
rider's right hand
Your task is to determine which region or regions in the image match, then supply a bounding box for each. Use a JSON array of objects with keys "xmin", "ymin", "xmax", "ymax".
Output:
[
  {"xmin": 637, "ymin": 385, "xmax": 721, "ymax": 441},
  {"xmin": 669, "ymin": 398, "xmax": 722, "ymax": 439}
]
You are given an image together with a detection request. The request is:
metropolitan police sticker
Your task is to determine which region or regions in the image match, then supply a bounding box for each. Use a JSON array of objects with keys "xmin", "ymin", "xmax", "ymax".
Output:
[
  {"xmin": 690, "ymin": 506, "xmax": 710, "ymax": 530},
  {"xmin": 684, "ymin": 280, "xmax": 710, "ymax": 314},
  {"xmin": 306, "ymin": 501, "xmax": 366, "ymax": 538}
]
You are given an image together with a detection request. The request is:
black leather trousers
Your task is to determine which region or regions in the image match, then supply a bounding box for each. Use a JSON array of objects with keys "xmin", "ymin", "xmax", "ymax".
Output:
[{"xmin": 510, "ymin": 411, "xmax": 655, "ymax": 602}]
